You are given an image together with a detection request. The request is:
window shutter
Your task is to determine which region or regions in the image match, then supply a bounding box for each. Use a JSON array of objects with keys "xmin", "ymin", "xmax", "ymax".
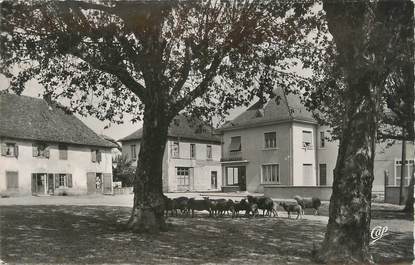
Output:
[
  {"xmin": 32, "ymin": 144, "xmax": 38, "ymax": 157},
  {"xmin": 91, "ymin": 150, "xmax": 97, "ymax": 162},
  {"xmin": 1, "ymin": 143, "xmax": 7, "ymax": 156},
  {"xmin": 67, "ymin": 174, "xmax": 73, "ymax": 188},
  {"xmin": 14, "ymin": 145, "xmax": 19, "ymax": 158},
  {"xmin": 55, "ymin": 174, "xmax": 60, "ymax": 188},
  {"xmin": 45, "ymin": 146, "xmax": 50, "ymax": 158},
  {"xmin": 97, "ymin": 150, "xmax": 102, "ymax": 163},
  {"xmin": 59, "ymin": 145, "xmax": 68, "ymax": 160}
]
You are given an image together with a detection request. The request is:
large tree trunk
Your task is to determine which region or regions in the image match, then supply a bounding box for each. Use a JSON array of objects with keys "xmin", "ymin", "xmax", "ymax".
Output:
[
  {"xmin": 127, "ymin": 103, "xmax": 170, "ymax": 233},
  {"xmin": 316, "ymin": 85, "xmax": 378, "ymax": 264},
  {"xmin": 316, "ymin": 2, "xmax": 383, "ymax": 263}
]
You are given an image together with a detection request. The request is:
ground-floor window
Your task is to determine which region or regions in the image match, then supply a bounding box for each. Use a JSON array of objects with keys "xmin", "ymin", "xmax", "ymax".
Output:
[
  {"xmin": 261, "ymin": 164, "xmax": 279, "ymax": 184},
  {"xmin": 32, "ymin": 173, "xmax": 72, "ymax": 195},
  {"xmin": 177, "ymin": 167, "xmax": 190, "ymax": 189},
  {"xmin": 395, "ymin": 159, "xmax": 414, "ymax": 186},
  {"xmin": 227, "ymin": 167, "xmax": 239, "ymax": 185},
  {"xmin": 225, "ymin": 166, "xmax": 246, "ymax": 190}
]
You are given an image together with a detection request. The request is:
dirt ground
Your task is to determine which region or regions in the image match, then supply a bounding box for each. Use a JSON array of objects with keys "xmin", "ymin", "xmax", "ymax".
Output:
[{"xmin": 0, "ymin": 194, "xmax": 413, "ymax": 265}]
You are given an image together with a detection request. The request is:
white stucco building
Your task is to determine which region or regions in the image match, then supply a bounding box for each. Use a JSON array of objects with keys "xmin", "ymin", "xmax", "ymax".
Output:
[
  {"xmin": 0, "ymin": 93, "xmax": 116, "ymax": 196},
  {"xmin": 119, "ymin": 115, "xmax": 222, "ymax": 192},
  {"xmin": 217, "ymin": 90, "xmax": 414, "ymax": 198}
]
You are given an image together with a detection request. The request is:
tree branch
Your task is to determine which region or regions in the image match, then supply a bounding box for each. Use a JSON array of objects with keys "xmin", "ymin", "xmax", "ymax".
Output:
[{"xmin": 70, "ymin": 50, "xmax": 146, "ymax": 99}]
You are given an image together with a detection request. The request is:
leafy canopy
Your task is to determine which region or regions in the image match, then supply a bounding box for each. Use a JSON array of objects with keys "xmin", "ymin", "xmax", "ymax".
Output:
[{"xmin": 0, "ymin": 0, "xmax": 328, "ymax": 125}]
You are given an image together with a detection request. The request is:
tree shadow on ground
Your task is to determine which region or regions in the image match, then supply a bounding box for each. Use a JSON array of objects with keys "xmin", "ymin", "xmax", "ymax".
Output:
[{"xmin": 0, "ymin": 205, "xmax": 412, "ymax": 265}]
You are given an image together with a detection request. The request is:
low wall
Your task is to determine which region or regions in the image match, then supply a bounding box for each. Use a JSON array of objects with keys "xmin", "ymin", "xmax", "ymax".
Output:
[
  {"xmin": 221, "ymin": 186, "xmax": 241, "ymax": 193},
  {"xmin": 264, "ymin": 185, "xmax": 333, "ymax": 201},
  {"xmin": 384, "ymin": 186, "xmax": 409, "ymax": 204}
]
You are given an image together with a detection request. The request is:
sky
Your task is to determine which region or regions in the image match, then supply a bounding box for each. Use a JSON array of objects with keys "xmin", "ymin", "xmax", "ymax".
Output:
[{"xmin": 0, "ymin": 74, "xmax": 244, "ymax": 141}]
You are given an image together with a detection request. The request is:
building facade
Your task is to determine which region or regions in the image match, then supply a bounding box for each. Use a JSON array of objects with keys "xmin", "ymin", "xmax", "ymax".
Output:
[
  {"xmin": 120, "ymin": 115, "xmax": 222, "ymax": 192},
  {"xmin": 217, "ymin": 92, "xmax": 414, "ymax": 195},
  {"xmin": 0, "ymin": 93, "xmax": 116, "ymax": 196}
]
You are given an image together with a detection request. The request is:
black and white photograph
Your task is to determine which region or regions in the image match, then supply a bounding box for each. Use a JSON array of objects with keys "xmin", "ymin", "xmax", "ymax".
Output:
[{"xmin": 0, "ymin": 1, "xmax": 413, "ymax": 264}]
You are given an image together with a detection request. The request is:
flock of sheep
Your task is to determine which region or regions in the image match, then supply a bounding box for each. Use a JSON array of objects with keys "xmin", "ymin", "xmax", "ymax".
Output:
[{"xmin": 163, "ymin": 195, "xmax": 322, "ymax": 220}]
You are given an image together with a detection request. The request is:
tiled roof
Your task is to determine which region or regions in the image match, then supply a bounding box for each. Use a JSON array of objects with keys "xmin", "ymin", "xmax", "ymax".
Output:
[
  {"xmin": 119, "ymin": 114, "xmax": 221, "ymax": 143},
  {"xmin": 0, "ymin": 93, "xmax": 116, "ymax": 148},
  {"xmin": 218, "ymin": 89, "xmax": 316, "ymax": 131}
]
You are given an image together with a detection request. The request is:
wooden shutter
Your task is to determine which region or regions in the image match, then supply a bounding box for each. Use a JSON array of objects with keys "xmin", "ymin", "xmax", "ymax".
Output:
[
  {"xmin": 54, "ymin": 174, "xmax": 60, "ymax": 188},
  {"xmin": 67, "ymin": 174, "xmax": 73, "ymax": 188},
  {"xmin": 32, "ymin": 144, "xmax": 38, "ymax": 157},
  {"xmin": 14, "ymin": 145, "xmax": 19, "ymax": 158},
  {"xmin": 6, "ymin": 171, "xmax": 18, "ymax": 189},
  {"xmin": 103, "ymin": 173, "xmax": 112, "ymax": 194},
  {"xmin": 44, "ymin": 146, "xmax": 50, "ymax": 158},
  {"xmin": 31, "ymin": 174, "xmax": 37, "ymax": 193},
  {"xmin": 91, "ymin": 150, "xmax": 97, "ymax": 162},
  {"xmin": 59, "ymin": 145, "xmax": 68, "ymax": 160},
  {"xmin": 1, "ymin": 143, "xmax": 7, "ymax": 156},
  {"xmin": 97, "ymin": 150, "xmax": 102, "ymax": 163}
]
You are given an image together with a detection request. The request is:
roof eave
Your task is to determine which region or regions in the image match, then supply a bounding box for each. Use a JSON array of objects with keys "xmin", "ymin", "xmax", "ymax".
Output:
[{"xmin": 216, "ymin": 118, "xmax": 317, "ymax": 133}]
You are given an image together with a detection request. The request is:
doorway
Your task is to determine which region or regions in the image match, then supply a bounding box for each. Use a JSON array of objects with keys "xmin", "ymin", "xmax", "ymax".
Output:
[
  {"xmin": 211, "ymin": 171, "xmax": 217, "ymax": 189},
  {"xmin": 87, "ymin": 172, "xmax": 104, "ymax": 193},
  {"xmin": 31, "ymin": 173, "xmax": 47, "ymax": 195}
]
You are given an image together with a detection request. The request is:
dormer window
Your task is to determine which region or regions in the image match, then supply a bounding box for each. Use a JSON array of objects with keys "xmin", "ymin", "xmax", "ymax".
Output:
[
  {"xmin": 33, "ymin": 143, "xmax": 50, "ymax": 158},
  {"xmin": 1, "ymin": 143, "xmax": 18, "ymax": 157}
]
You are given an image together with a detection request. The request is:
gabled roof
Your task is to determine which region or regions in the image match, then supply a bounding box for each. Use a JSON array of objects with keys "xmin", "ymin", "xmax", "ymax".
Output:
[
  {"xmin": 119, "ymin": 114, "xmax": 221, "ymax": 143},
  {"xmin": 218, "ymin": 89, "xmax": 316, "ymax": 131},
  {"xmin": 0, "ymin": 93, "xmax": 116, "ymax": 148}
]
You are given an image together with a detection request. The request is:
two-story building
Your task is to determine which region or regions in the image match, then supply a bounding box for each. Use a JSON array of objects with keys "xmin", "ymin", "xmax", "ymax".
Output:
[
  {"xmin": 0, "ymin": 93, "xmax": 116, "ymax": 196},
  {"xmin": 119, "ymin": 115, "xmax": 222, "ymax": 192},
  {"xmin": 217, "ymin": 90, "xmax": 414, "ymax": 198}
]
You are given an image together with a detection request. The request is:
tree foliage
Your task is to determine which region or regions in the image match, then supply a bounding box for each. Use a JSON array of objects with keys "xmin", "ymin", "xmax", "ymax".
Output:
[{"xmin": 0, "ymin": 0, "xmax": 327, "ymax": 124}]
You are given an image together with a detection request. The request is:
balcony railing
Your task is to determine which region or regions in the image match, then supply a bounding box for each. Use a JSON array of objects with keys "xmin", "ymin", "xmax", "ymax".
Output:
[{"xmin": 220, "ymin": 151, "xmax": 244, "ymax": 162}]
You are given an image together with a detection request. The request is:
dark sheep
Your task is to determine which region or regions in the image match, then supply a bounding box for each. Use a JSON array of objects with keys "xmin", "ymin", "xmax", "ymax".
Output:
[
  {"xmin": 257, "ymin": 197, "xmax": 278, "ymax": 217},
  {"xmin": 279, "ymin": 202, "xmax": 302, "ymax": 219},
  {"xmin": 187, "ymin": 197, "xmax": 212, "ymax": 217},
  {"xmin": 210, "ymin": 199, "xmax": 226, "ymax": 217},
  {"xmin": 247, "ymin": 195, "xmax": 278, "ymax": 217},
  {"xmin": 293, "ymin": 196, "xmax": 321, "ymax": 215},
  {"xmin": 232, "ymin": 199, "xmax": 250, "ymax": 217},
  {"xmin": 163, "ymin": 195, "xmax": 174, "ymax": 217},
  {"xmin": 173, "ymin": 196, "xmax": 190, "ymax": 215}
]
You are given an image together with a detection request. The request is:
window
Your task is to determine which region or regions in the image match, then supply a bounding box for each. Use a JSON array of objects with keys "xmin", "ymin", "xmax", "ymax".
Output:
[
  {"xmin": 1, "ymin": 143, "xmax": 18, "ymax": 157},
  {"xmin": 131, "ymin": 145, "xmax": 137, "ymax": 160},
  {"xmin": 229, "ymin": 136, "xmax": 241, "ymax": 152},
  {"xmin": 176, "ymin": 167, "xmax": 190, "ymax": 188},
  {"xmin": 91, "ymin": 149, "xmax": 102, "ymax": 163},
  {"xmin": 59, "ymin": 145, "xmax": 68, "ymax": 160},
  {"xmin": 54, "ymin": 173, "xmax": 73, "ymax": 188},
  {"xmin": 320, "ymin": 132, "xmax": 325, "ymax": 148},
  {"xmin": 207, "ymin": 145, "xmax": 212, "ymax": 159},
  {"xmin": 395, "ymin": 160, "xmax": 414, "ymax": 186},
  {"xmin": 319, "ymin": 164, "xmax": 327, "ymax": 186},
  {"xmin": 190, "ymin": 144, "xmax": 196, "ymax": 159},
  {"xmin": 59, "ymin": 174, "xmax": 66, "ymax": 186},
  {"xmin": 302, "ymin": 131, "xmax": 312, "ymax": 148},
  {"xmin": 264, "ymin": 132, "xmax": 277, "ymax": 148},
  {"xmin": 226, "ymin": 167, "xmax": 239, "ymax": 185},
  {"xmin": 6, "ymin": 171, "xmax": 18, "ymax": 190},
  {"xmin": 33, "ymin": 143, "xmax": 50, "ymax": 158},
  {"xmin": 262, "ymin": 164, "xmax": 279, "ymax": 184},
  {"xmin": 172, "ymin": 142, "xmax": 180, "ymax": 158}
]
